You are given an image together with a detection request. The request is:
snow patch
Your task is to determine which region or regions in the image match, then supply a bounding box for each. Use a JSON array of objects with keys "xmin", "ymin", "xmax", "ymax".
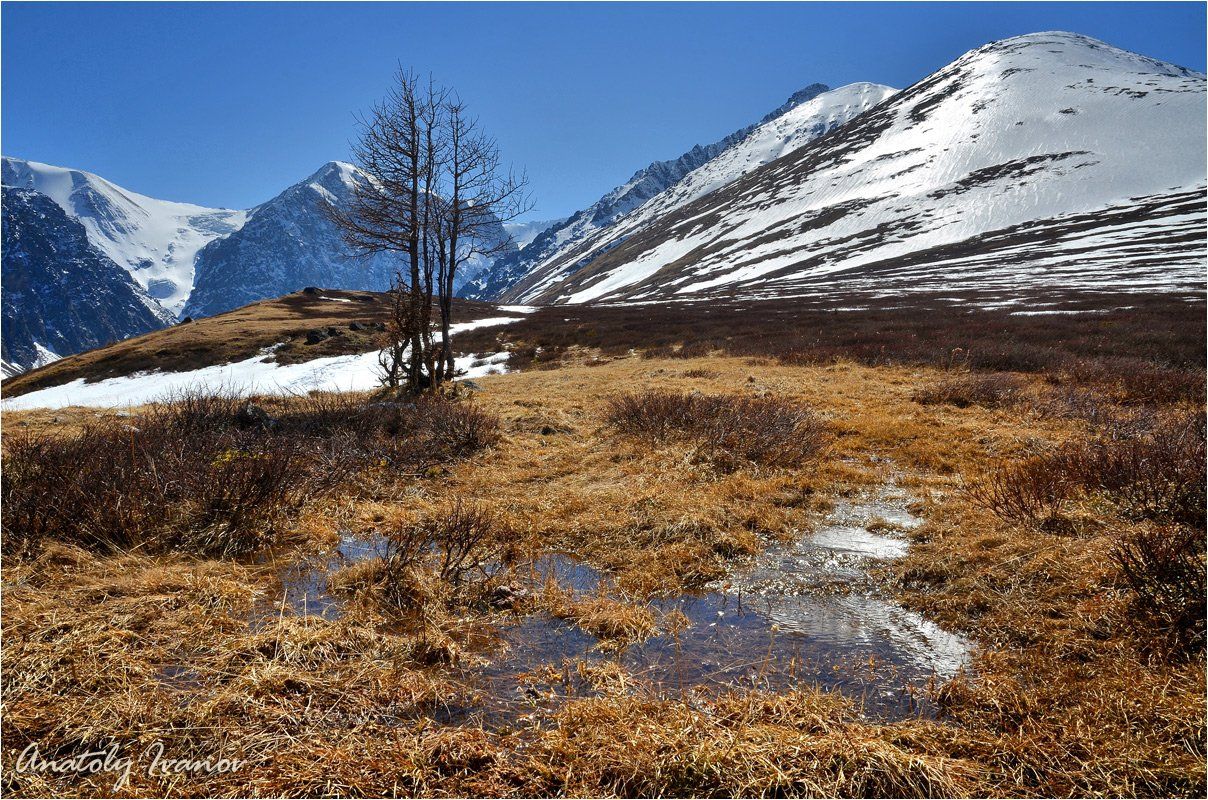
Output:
[{"xmin": 2, "ymin": 317, "xmax": 523, "ymax": 410}]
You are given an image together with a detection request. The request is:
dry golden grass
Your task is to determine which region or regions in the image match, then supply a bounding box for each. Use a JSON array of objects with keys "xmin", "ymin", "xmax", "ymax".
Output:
[{"xmin": 2, "ymin": 354, "xmax": 1204, "ymax": 797}]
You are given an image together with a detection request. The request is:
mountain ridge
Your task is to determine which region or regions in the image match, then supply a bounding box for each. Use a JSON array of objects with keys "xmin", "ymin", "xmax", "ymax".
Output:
[
  {"xmin": 462, "ymin": 81, "xmax": 862, "ymax": 300},
  {"xmin": 512, "ymin": 31, "xmax": 1205, "ymax": 305},
  {"xmin": 2, "ymin": 187, "xmax": 173, "ymax": 370}
]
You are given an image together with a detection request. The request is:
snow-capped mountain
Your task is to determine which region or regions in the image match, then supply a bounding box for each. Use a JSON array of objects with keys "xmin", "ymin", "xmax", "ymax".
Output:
[
  {"xmin": 499, "ymin": 82, "xmax": 897, "ymax": 302},
  {"xmin": 514, "ymin": 32, "xmax": 1206, "ymax": 304},
  {"xmin": 2, "ymin": 157, "xmax": 246, "ymax": 316},
  {"xmin": 2, "ymin": 188, "xmax": 172, "ymax": 371},
  {"xmin": 2, "ymin": 158, "xmax": 527, "ymax": 362},
  {"xmin": 462, "ymin": 82, "xmax": 867, "ymax": 300},
  {"xmin": 183, "ymin": 162, "xmax": 400, "ymax": 318},
  {"xmin": 183, "ymin": 162, "xmax": 517, "ymax": 318}
]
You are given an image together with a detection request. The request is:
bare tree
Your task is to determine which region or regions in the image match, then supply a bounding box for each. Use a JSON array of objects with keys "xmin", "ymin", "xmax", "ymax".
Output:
[{"xmin": 332, "ymin": 68, "xmax": 529, "ymax": 394}]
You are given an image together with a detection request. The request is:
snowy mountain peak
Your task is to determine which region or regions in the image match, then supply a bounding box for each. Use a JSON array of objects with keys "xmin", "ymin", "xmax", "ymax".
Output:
[
  {"xmin": 512, "ymin": 32, "xmax": 1204, "ymax": 305},
  {"xmin": 976, "ymin": 31, "xmax": 1201, "ymax": 77},
  {"xmin": 1, "ymin": 156, "xmax": 246, "ymax": 316},
  {"xmin": 304, "ymin": 161, "xmax": 366, "ymax": 192},
  {"xmin": 757, "ymin": 82, "xmax": 831, "ymax": 124}
]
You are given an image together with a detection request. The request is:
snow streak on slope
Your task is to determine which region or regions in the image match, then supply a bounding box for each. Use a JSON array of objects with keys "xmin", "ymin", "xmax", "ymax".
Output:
[
  {"xmin": 2, "ymin": 157, "xmax": 246, "ymax": 317},
  {"xmin": 504, "ymin": 83, "xmax": 897, "ymax": 302},
  {"xmin": 526, "ymin": 33, "xmax": 1205, "ymax": 305}
]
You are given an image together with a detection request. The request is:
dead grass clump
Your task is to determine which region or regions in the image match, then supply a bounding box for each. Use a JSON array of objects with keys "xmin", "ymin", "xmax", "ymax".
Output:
[
  {"xmin": 543, "ymin": 591, "xmax": 658, "ymax": 647},
  {"xmin": 912, "ymin": 372, "xmax": 1026, "ymax": 408},
  {"xmin": 1114, "ymin": 523, "xmax": 1206, "ymax": 656},
  {"xmin": 524, "ymin": 690, "xmax": 973, "ymax": 797},
  {"xmin": 607, "ymin": 390, "xmax": 830, "ymax": 471}
]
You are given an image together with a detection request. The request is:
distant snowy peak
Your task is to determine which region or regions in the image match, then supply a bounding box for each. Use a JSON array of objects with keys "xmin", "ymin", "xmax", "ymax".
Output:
[
  {"xmin": 1, "ymin": 156, "xmax": 245, "ymax": 316},
  {"xmin": 182, "ymin": 161, "xmax": 399, "ymax": 319},
  {"xmin": 499, "ymin": 81, "xmax": 896, "ymax": 302},
  {"xmin": 518, "ymin": 31, "xmax": 1205, "ymax": 304},
  {"xmin": 182, "ymin": 161, "xmax": 516, "ymax": 318},
  {"xmin": 505, "ymin": 218, "xmax": 568, "ymax": 250}
]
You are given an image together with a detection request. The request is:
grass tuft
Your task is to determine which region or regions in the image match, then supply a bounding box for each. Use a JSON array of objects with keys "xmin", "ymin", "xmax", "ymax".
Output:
[{"xmin": 607, "ymin": 390, "xmax": 830, "ymax": 471}]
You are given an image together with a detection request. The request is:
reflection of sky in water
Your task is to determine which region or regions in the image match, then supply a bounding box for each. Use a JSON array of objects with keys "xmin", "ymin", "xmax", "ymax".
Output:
[
  {"xmin": 462, "ymin": 481, "xmax": 972, "ymax": 722},
  {"xmin": 265, "ymin": 479, "xmax": 973, "ymax": 723}
]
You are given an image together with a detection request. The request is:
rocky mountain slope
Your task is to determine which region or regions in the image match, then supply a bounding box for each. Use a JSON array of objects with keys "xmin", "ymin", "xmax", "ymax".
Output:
[
  {"xmin": 462, "ymin": 82, "xmax": 892, "ymax": 300},
  {"xmin": 2, "ymin": 188, "xmax": 173, "ymax": 370},
  {"xmin": 182, "ymin": 162, "xmax": 403, "ymax": 318},
  {"xmin": 512, "ymin": 32, "xmax": 1205, "ymax": 304},
  {"xmin": 183, "ymin": 161, "xmax": 518, "ymax": 318}
]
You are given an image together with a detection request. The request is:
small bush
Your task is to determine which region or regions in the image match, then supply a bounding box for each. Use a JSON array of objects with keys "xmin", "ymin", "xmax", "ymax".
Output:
[
  {"xmin": 375, "ymin": 501, "xmax": 518, "ymax": 612},
  {"xmin": 1114, "ymin": 524, "xmax": 1206, "ymax": 656},
  {"xmin": 964, "ymin": 454, "xmax": 1074, "ymax": 530},
  {"xmin": 1061, "ymin": 357, "xmax": 1207, "ymax": 406},
  {"xmin": 967, "ymin": 412, "xmax": 1206, "ymax": 529},
  {"xmin": 1, "ymin": 420, "xmax": 322, "ymax": 557},
  {"xmin": 913, "ymin": 372, "xmax": 1025, "ymax": 408},
  {"xmin": 1, "ymin": 392, "xmax": 502, "ymax": 558},
  {"xmin": 606, "ymin": 390, "xmax": 829, "ymax": 471}
]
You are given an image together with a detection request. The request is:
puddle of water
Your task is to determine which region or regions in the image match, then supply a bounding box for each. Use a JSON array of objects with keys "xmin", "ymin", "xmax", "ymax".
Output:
[
  {"xmin": 452, "ymin": 480, "xmax": 972, "ymax": 723},
  {"xmin": 255, "ymin": 533, "xmax": 386, "ymax": 623},
  {"xmin": 256, "ymin": 477, "xmax": 972, "ymax": 725}
]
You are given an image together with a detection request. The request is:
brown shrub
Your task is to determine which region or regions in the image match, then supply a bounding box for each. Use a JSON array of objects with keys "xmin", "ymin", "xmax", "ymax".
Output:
[
  {"xmin": 1114, "ymin": 524, "xmax": 1206, "ymax": 656},
  {"xmin": 1061, "ymin": 357, "xmax": 1207, "ymax": 405},
  {"xmin": 606, "ymin": 390, "xmax": 830, "ymax": 471},
  {"xmin": 0, "ymin": 419, "xmax": 323, "ymax": 558},
  {"xmin": 913, "ymin": 372, "xmax": 1026, "ymax": 408},
  {"xmin": 967, "ymin": 412, "xmax": 1206, "ymax": 530},
  {"xmin": 964, "ymin": 454, "xmax": 1075, "ymax": 530},
  {"xmin": 0, "ymin": 392, "xmax": 502, "ymax": 558},
  {"xmin": 375, "ymin": 501, "xmax": 518, "ymax": 612}
]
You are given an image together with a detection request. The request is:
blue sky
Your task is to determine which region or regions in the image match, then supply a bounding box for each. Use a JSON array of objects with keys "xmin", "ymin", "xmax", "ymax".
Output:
[{"xmin": 3, "ymin": 2, "xmax": 1204, "ymax": 220}]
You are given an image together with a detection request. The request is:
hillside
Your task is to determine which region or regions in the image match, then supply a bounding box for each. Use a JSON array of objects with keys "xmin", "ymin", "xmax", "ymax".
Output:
[
  {"xmin": 462, "ymin": 82, "xmax": 891, "ymax": 300},
  {"xmin": 510, "ymin": 32, "xmax": 1205, "ymax": 304},
  {"xmin": 501, "ymin": 82, "xmax": 896, "ymax": 302},
  {"xmin": 0, "ymin": 288, "xmax": 518, "ymax": 403}
]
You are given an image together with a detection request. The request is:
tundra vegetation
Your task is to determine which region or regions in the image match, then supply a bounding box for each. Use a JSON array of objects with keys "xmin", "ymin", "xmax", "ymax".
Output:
[{"xmin": 1, "ymin": 291, "xmax": 1204, "ymax": 797}]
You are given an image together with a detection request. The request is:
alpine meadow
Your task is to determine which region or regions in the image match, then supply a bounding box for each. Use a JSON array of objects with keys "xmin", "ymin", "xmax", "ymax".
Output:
[{"xmin": 1, "ymin": 3, "xmax": 1205, "ymax": 798}]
